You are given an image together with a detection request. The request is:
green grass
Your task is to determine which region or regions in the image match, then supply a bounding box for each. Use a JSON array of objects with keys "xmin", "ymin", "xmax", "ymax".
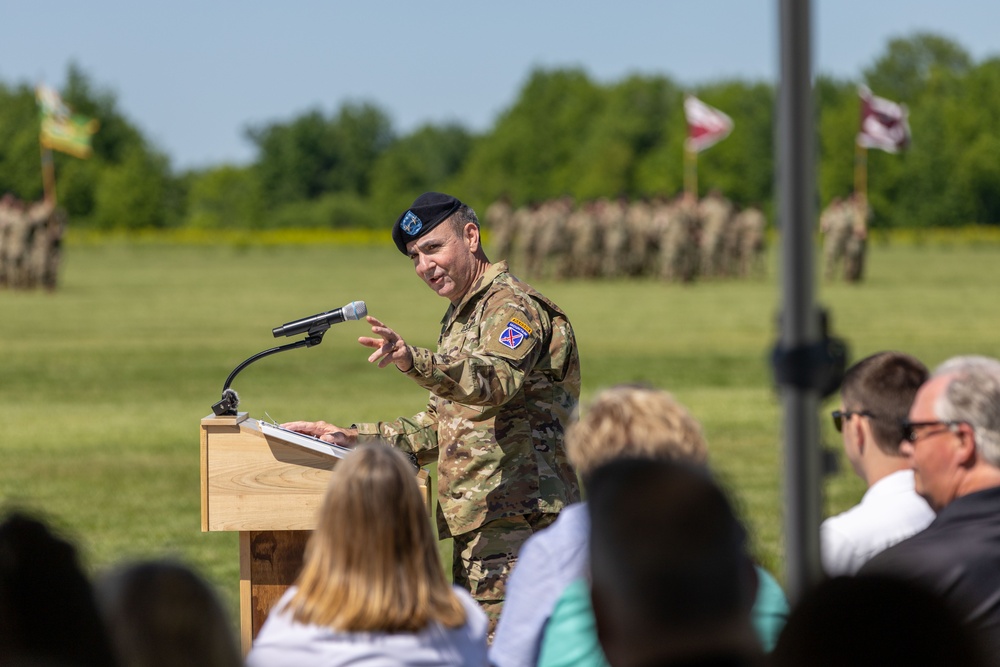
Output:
[{"xmin": 2, "ymin": 234, "xmax": 1000, "ymax": 619}]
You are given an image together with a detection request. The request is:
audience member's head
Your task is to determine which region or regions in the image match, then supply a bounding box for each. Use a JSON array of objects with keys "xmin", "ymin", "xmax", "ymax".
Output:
[
  {"xmin": 588, "ymin": 458, "xmax": 760, "ymax": 667},
  {"xmin": 0, "ymin": 510, "xmax": 118, "ymax": 666},
  {"xmin": 903, "ymin": 356, "xmax": 1000, "ymax": 510},
  {"xmin": 771, "ymin": 574, "xmax": 987, "ymax": 667},
  {"xmin": 96, "ymin": 560, "xmax": 241, "ymax": 667},
  {"xmin": 567, "ymin": 384, "xmax": 707, "ymax": 486},
  {"xmin": 838, "ymin": 351, "xmax": 928, "ymax": 458},
  {"xmin": 287, "ymin": 443, "xmax": 465, "ymax": 632}
]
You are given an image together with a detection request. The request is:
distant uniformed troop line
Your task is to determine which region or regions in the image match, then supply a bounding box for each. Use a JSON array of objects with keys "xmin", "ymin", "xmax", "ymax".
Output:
[
  {"xmin": 484, "ymin": 191, "xmax": 767, "ymax": 283},
  {"xmin": 820, "ymin": 193, "xmax": 871, "ymax": 283},
  {"xmin": 0, "ymin": 194, "xmax": 66, "ymax": 291}
]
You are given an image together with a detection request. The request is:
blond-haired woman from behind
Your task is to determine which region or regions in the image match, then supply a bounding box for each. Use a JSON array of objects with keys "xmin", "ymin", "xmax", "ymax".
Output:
[{"xmin": 247, "ymin": 443, "xmax": 488, "ymax": 667}]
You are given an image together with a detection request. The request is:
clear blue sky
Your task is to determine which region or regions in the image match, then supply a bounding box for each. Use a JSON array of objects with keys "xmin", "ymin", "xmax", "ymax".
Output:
[{"xmin": 3, "ymin": 0, "xmax": 997, "ymax": 171}]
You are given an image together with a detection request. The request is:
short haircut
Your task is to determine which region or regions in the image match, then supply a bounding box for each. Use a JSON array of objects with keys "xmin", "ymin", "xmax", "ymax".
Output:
[
  {"xmin": 933, "ymin": 357, "xmax": 1000, "ymax": 468},
  {"xmin": 588, "ymin": 458, "xmax": 754, "ymax": 634},
  {"xmin": 840, "ymin": 351, "xmax": 928, "ymax": 455},
  {"xmin": 566, "ymin": 384, "xmax": 707, "ymax": 482},
  {"xmin": 286, "ymin": 444, "xmax": 465, "ymax": 632},
  {"xmin": 448, "ymin": 204, "xmax": 480, "ymax": 234}
]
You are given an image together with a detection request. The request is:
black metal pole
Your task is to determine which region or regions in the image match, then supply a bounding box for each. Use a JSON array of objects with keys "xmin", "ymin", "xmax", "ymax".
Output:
[{"xmin": 777, "ymin": 0, "xmax": 823, "ymax": 602}]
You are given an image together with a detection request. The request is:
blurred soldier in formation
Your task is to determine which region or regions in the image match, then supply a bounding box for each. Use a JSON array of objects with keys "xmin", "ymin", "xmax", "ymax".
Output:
[
  {"xmin": 843, "ymin": 193, "xmax": 871, "ymax": 283},
  {"xmin": 569, "ymin": 199, "xmax": 604, "ymax": 279},
  {"xmin": 658, "ymin": 194, "xmax": 700, "ymax": 283},
  {"xmin": 531, "ymin": 197, "xmax": 574, "ymax": 280},
  {"xmin": 485, "ymin": 195, "xmax": 514, "ymax": 262},
  {"xmin": 625, "ymin": 197, "xmax": 655, "ymax": 277},
  {"xmin": 2, "ymin": 195, "xmax": 31, "ymax": 289},
  {"xmin": 732, "ymin": 205, "xmax": 767, "ymax": 278},
  {"xmin": 0, "ymin": 194, "xmax": 66, "ymax": 291},
  {"xmin": 698, "ymin": 189, "xmax": 734, "ymax": 278},
  {"xmin": 559, "ymin": 202, "xmax": 592, "ymax": 279},
  {"xmin": 511, "ymin": 202, "xmax": 541, "ymax": 278},
  {"xmin": 820, "ymin": 196, "xmax": 851, "ymax": 281},
  {"xmin": 599, "ymin": 196, "xmax": 629, "ymax": 278},
  {"xmin": 0, "ymin": 193, "xmax": 17, "ymax": 287},
  {"xmin": 485, "ymin": 192, "xmax": 766, "ymax": 284}
]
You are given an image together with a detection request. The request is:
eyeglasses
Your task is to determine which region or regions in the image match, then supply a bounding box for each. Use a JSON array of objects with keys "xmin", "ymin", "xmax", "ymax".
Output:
[
  {"xmin": 831, "ymin": 410, "xmax": 874, "ymax": 432},
  {"xmin": 900, "ymin": 420, "xmax": 964, "ymax": 443}
]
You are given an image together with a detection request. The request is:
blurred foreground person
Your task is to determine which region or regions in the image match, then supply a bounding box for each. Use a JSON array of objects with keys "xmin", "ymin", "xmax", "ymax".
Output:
[
  {"xmin": 490, "ymin": 386, "xmax": 786, "ymax": 667},
  {"xmin": 246, "ymin": 443, "xmax": 487, "ymax": 667},
  {"xmin": 771, "ymin": 575, "xmax": 987, "ymax": 667},
  {"xmin": 0, "ymin": 511, "xmax": 118, "ymax": 666},
  {"xmin": 589, "ymin": 458, "xmax": 763, "ymax": 667},
  {"xmin": 861, "ymin": 355, "xmax": 1000, "ymax": 662},
  {"xmin": 97, "ymin": 560, "xmax": 242, "ymax": 667}
]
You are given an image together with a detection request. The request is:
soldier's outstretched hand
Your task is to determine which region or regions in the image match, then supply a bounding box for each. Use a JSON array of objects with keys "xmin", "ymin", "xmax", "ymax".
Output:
[{"xmin": 359, "ymin": 315, "xmax": 414, "ymax": 372}]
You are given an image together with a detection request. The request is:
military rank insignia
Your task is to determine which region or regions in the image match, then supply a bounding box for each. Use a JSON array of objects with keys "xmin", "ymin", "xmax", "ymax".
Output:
[
  {"xmin": 499, "ymin": 319, "xmax": 531, "ymax": 349},
  {"xmin": 400, "ymin": 210, "xmax": 423, "ymax": 236}
]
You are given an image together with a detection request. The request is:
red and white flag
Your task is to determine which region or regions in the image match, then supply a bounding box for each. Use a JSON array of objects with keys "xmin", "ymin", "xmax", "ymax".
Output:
[
  {"xmin": 684, "ymin": 95, "xmax": 734, "ymax": 152},
  {"xmin": 857, "ymin": 85, "xmax": 911, "ymax": 153}
]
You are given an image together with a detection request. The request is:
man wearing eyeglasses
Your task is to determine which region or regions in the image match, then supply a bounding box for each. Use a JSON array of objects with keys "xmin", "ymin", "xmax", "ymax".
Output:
[
  {"xmin": 821, "ymin": 351, "xmax": 934, "ymax": 576},
  {"xmin": 861, "ymin": 356, "xmax": 1000, "ymax": 663}
]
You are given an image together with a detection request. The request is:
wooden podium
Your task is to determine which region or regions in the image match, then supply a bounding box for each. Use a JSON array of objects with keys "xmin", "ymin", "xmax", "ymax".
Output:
[{"xmin": 200, "ymin": 413, "xmax": 428, "ymax": 654}]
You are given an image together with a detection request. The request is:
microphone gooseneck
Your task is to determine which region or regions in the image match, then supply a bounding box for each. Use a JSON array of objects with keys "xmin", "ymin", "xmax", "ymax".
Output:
[{"xmin": 211, "ymin": 300, "xmax": 367, "ymax": 416}]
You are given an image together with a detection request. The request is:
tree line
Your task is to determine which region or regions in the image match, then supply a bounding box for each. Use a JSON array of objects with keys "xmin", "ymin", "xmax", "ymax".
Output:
[{"xmin": 1, "ymin": 32, "xmax": 998, "ymax": 232}]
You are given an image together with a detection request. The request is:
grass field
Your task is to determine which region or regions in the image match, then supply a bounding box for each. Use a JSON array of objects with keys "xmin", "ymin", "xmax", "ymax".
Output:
[{"xmin": 2, "ymin": 232, "xmax": 1000, "ymax": 620}]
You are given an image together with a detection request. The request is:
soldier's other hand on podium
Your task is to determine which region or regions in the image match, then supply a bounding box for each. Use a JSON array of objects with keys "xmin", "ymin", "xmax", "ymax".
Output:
[
  {"xmin": 359, "ymin": 315, "xmax": 414, "ymax": 372},
  {"xmin": 280, "ymin": 420, "xmax": 359, "ymax": 446}
]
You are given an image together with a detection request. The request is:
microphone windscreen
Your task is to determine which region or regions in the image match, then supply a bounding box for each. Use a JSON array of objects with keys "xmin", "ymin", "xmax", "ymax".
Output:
[{"xmin": 344, "ymin": 301, "xmax": 367, "ymax": 321}]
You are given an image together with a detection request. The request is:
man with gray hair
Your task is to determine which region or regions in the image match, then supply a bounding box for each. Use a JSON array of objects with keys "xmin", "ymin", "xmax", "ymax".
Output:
[{"xmin": 861, "ymin": 355, "xmax": 1000, "ymax": 662}]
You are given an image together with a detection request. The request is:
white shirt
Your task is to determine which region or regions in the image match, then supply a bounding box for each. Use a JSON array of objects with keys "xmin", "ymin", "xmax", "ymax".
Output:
[
  {"xmin": 821, "ymin": 469, "xmax": 935, "ymax": 576},
  {"xmin": 246, "ymin": 586, "xmax": 488, "ymax": 667}
]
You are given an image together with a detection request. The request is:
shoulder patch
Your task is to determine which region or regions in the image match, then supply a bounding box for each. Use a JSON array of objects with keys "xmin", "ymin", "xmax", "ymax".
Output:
[{"xmin": 499, "ymin": 320, "xmax": 530, "ymax": 350}]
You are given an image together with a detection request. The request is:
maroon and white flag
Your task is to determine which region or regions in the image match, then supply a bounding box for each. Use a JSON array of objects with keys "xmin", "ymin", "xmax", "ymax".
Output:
[
  {"xmin": 857, "ymin": 85, "xmax": 911, "ymax": 153},
  {"xmin": 684, "ymin": 95, "xmax": 734, "ymax": 152}
]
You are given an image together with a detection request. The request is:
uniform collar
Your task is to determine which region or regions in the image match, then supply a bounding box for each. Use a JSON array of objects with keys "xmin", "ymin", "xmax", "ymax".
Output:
[{"xmin": 443, "ymin": 261, "xmax": 507, "ymax": 326}]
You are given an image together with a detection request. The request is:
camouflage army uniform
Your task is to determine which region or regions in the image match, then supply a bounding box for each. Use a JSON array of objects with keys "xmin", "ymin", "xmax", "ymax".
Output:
[{"xmin": 354, "ymin": 260, "xmax": 581, "ymax": 627}]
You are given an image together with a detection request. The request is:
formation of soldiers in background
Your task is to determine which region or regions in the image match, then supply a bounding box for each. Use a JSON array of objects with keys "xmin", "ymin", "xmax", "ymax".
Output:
[
  {"xmin": 485, "ymin": 191, "xmax": 767, "ymax": 283},
  {"xmin": 819, "ymin": 193, "xmax": 870, "ymax": 283},
  {"xmin": 0, "ymin": 194, "xmax": 66, "ymax": 291}
]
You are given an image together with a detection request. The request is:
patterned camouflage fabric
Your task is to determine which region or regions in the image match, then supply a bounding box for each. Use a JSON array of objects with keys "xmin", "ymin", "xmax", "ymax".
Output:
[{"xmin": 354, "ymin": 260, "xmax": 582, "ymax": 538}]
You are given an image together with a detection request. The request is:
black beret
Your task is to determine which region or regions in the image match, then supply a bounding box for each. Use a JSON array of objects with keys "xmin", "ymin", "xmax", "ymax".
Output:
[{"xmin": 392, "ymin": 192, "xmax": 463, "ymax": 255}]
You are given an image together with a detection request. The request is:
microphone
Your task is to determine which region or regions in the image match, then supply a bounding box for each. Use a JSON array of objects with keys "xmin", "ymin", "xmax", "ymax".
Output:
[{"xmin": 272, "ymin": 301, "xmax": 367, "ymax": 338}]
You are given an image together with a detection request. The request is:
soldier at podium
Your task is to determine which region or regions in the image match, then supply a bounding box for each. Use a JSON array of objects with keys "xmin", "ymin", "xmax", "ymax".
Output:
[{"xmin": 282, "ymin": 192, "xmax": 582, "ymax": 633}]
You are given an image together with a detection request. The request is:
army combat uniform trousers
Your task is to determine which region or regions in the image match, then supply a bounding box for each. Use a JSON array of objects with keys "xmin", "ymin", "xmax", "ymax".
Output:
[{"xmin": 452, "ymin": 512, "xmax": 557, "ymax": 634}]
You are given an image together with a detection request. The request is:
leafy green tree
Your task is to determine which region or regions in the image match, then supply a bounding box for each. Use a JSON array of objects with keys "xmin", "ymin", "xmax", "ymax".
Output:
[
  {"xmin": 455, "ymin": 68, "xmax": 603, "ymax": 205},
  {"xmin": 0, "ymin": 82, "xmax": 45, "ymax": 200},
  {"xmin": 689, "ymin": 81, "xmax": 774, "ymax": 207},
  {"xmin": 863, "ymin": 33, "xmax": 972, "ymax": 105},
  {"xmin": 368, "ymin": 123, "xmax": 474, "ymax": 223},
  {"xmin": 815, "ymin": 75, "xmax": 858, "ymax": 206},
  {"xmin": 184, "ymin": 165, "xmax": 264, "ymax": 229},
  {"xmin": 91, "ymin": 144, "xmax": 170, "ymax": 229},
  {"xmin": 572, "ymin": 75, "xmax": 679, "ymax": 200},
  {"xmin": 247, "ymin": 102, "xmax": 394, "ymax": 209}
]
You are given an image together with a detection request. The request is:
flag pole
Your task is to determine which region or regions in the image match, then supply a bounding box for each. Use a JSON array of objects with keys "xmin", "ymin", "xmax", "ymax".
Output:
[
  {"xmin": 854, "ymin": 141, "xmax": 868, "ymax": 209},
  {"xmin": 684, "ymin": 146, "xmax": 698, "ymax": 198},
  {"xmin": 40, "ymin": 142, "xmax": 57, "ymax": 206}
]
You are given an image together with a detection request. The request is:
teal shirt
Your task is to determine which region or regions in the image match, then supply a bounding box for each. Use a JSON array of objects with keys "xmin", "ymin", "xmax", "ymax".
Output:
[{"xmin": 536, "ymin": 566, "xmax": 789, "ymax": 667}]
